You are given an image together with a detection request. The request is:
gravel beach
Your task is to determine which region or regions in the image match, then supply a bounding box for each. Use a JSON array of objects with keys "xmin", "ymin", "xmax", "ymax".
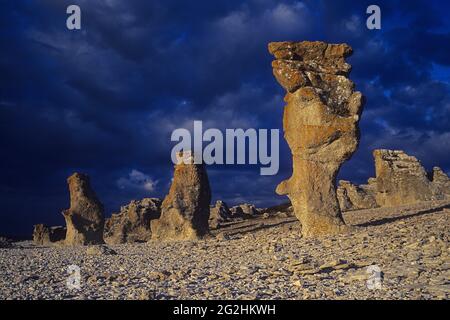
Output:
[{"xmin": 1, "ymin": 200, "xmax": 448, "ymax": 300}]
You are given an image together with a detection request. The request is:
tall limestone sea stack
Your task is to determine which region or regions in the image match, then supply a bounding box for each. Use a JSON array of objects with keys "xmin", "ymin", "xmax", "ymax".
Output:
[
  {"xmin": 151, "ymin": 152, "xmax": 211, "ymax": 240},
  {"xmin": 268, "ymin": 41, "xmax": 364, "ymax": 237},
  {"xmin": 62, "ymin": 173, "xmax": 105, "ymax": 245}
]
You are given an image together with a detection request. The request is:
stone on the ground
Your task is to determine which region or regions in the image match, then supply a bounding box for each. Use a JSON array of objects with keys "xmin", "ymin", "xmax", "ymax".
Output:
[{"xmin": 86, "ymin": 244, "xmax": 117, "ymax": 255}]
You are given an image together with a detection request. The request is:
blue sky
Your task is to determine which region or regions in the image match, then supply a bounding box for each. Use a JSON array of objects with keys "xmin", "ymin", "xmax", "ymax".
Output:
[{"xmin": 1, "ymin": 0, "xmax": 449, "ymax": 236}]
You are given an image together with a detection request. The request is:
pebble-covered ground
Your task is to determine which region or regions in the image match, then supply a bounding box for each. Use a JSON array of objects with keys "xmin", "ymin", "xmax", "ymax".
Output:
[{"xmin": 0, "ymin": 200, "xmax": 449, "ymax": 300}]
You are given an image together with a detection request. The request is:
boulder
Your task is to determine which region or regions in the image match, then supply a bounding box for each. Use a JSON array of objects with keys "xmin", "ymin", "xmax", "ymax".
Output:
[
  {"xmin": 269, "ymin": 41, "xmax": 364, "ymax": 237},
  {"xmin": 104, "ymin": 198, "xmax": 161, "ymax": 244},
  {"xmin": 373, "ymin": 150, "xmax": 434, "ymax": 207},
  {"xmin": 337, "ymin": 180, "xmax": 377, "ymax": 211},
  {"xmin": 62, "ymin": 173, "xmax": 105, "ymax": 245},
  {"xmin": 151, "ymin": 152, "xmax": 211, "ymax": 240},
  {"xmin": 32, "ymin": 224, "xmax": 66, "ymax": 245}
]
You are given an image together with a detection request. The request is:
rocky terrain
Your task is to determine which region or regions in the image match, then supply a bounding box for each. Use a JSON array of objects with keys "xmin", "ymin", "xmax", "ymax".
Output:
[
  {"xmin": 1, "ymin": 41, "xmax": 448, "ymax": 301},
  {"xmin": 1, "ymin": 200, "xmax": 448, "ymax": 300}
]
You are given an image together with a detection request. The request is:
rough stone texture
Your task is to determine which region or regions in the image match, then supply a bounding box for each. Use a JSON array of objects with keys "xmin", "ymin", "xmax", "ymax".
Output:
[
  {"xmin": 151, "ymin": 152, "xmax": 211, "ymax": 240},
  {"xmin": 374, "ymin": 150, "xmax": 435, "ymax": 207},
  {"xmin": 239, "ymin": 204, "xmax": 258, "ymax": 216},
  {"xmin": 86, "ymin": 245, "xmax": 117, "ymax": 256},
  {"xmin": 2, "ymin": 200, "xmax": 449, "ymax": 300},
  {"xmin": 209, "ymin": 200, "xmax": 232, "ymax": 229},
  {"xmin": 104, "ymin": 198, "xmax": 161, "ymax": 244},
  {"xmin": 0, "ymin": 237, "xmax": 13, "ymax": 249},
  {"xmin": 230, "ymin": 206, "xmax": 245, "ymax": 218},
  {"xmin": 337, "ymin": 180, "xmax": 377, "ymax": 211},
  {"xmin": 269, "ymin": 41, "xmax": 364, "ymax": 237},
  {"xmin": 32, "ymin": 225, "xmax": 66, "ymax": 245},
  {"xmin": 431, "ymin": 167, "xmax": 450, "ymax": 199},
  {"xmin": 62, "ymin": 173, "xmax": 105, "ymax": 246}
]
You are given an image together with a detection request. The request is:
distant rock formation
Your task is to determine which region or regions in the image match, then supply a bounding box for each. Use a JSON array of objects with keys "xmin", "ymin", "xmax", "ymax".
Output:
[
  {"xmin": 32, "ymin": 224, "xmax": 66, "ymax": 245},
  {"xmin": 269, "ymin": 41, "xmax": 364, "ymax": 237},
  {"xmin": 104, "ymin": 198, "xmax": 161, "ymax": 244},
  {"xmin": 62, "ymin": 173, "xmax": 105, "ymax": 245},
  {"xmin": 209, "ymin": 200, "xmax": 232, "ymax": 229},
  {"xmin": 151, "ymin": 152, "xmax": 211, "ymax": 240},
  {"xmin": 374, "ymin": 150, "xmax": 433, "ymax": 207},
  {"xmin": 239, "ymin": 203, "xmax": 258, "ymax": 216},
  {"xmin": 431, "ymin": 167, "xmax": 450, "ymax": 199},
  {"xmin": 374, "ymin": 150, "xmax": 449, "ymax": 207},
  {"xmin": 337, "ymin": 180, "xmax": 377, "ymax": 211}
]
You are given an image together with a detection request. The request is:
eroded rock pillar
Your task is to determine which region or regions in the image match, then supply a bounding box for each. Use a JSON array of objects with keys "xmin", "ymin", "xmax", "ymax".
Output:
[{"xmin": 268, "ymin": 41, "xmax": 364, "ymax": 237}]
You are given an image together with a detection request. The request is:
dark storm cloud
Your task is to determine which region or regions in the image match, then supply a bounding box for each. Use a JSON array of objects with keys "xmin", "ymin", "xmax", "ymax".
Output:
[{"xmin": 0, "ymin": 0, "xmax": 449, "ymax": 235}]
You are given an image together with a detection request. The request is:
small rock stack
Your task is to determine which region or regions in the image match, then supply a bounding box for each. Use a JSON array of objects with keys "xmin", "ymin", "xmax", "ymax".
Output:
[
  {"xmin": 62, "ymin": 173, "xmax": 105, "ymax": 245},
  {"xmin": 151, "ymin": 152, "xmax": 211, "ymax": 240}
]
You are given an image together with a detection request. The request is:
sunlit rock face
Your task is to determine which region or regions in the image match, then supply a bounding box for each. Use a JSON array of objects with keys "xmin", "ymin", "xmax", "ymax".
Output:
[
  {"xmin": 62, "ymin": 173, "xmax": 105, "ymax": 245},
  {"xmin": 151, "ymin": 151, "xmax": 211, "ymax": 240},
  {"xmin": 374, "ymin": 149, "xmax": 449, "ymax": 206},
  {"xmin": 269, "ymin": 41, "xmax": 364, "ymax": 237}
]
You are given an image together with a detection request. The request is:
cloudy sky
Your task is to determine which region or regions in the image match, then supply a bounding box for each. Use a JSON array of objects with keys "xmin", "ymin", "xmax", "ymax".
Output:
[{"xmin": 1, "ymin": 0, "xmax": 449, "ymax": 236}]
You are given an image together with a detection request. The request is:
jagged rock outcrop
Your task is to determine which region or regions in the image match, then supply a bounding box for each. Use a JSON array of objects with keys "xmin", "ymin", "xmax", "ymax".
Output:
[
  {"xmin": 62, "ymin": 173, "xmax": 105, "ymax": 245},
  {"xmin": 269, "ymin": 41, "xmax": 364, "ymax": 237},
  {"xmin": 337, "ymin": 180, "xmax": 377, "ymax": 211},
  {"xmin": 151, "ymin": 152, "xmax": 211, "ymax": 240},
  {"xmin": 374, "ymin": 150, "xmax": 435, "ymax": 207},
  {"xmin": 209, "ymin": 200, "xmax": 232, "ymax": 229},
  {"xmin": 374, "ymin": 150, "xmax": 450, "ymax": 206},
  {"xmin": 431, "ymin": 167, "xmax": 450, "ymax": 199},
  {"xmin": 230, "ymin": 206, "xmax": 245, "ymax": 218},
  {"xmin": 239, "ymin": 203, "xmax": 258, "ymax": 216},
  {"xmin": 104, "ymin": 198, "xmax": 161, "ymax": 244},
  {"xmin": 32, "ymin": 224, "xmax": 66, "ymax": 245}
]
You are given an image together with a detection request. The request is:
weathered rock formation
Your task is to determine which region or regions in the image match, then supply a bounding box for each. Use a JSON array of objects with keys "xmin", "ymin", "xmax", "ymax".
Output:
[
  {"xmin": 337, "ymin": 180, "xmax": 377, "ymax": 211},
  {"xmin": 32, "ymin": 224, "xmax": 66, "ymax": 245},
  {"xmin": 239, "ymin": 203, "xmax": 258, "ymax": 216},
  {"xmin": 374, "ymin": 150, "xmax": 449, "ymax": 206},
  {"xmin": 269, "ymin": 41, "xmax": 364, "ymax": 237},
  {"xmin": 62, "ymin": 173, "xmax": 105, "ymax": 245},
  {"xmin": 104, "ymin": 198, "xmax": 161, "ymax": 244},
  {"xmin": 209, "ymin": 200, "xmax": 232, "ymax": 229},
  {"xmin": 431, "ymin": 167, "xmax": 450, "ymax": 199},
  {"xmin": 151, "ymin": 152, "xmax": 211, "ymax": 240}
]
